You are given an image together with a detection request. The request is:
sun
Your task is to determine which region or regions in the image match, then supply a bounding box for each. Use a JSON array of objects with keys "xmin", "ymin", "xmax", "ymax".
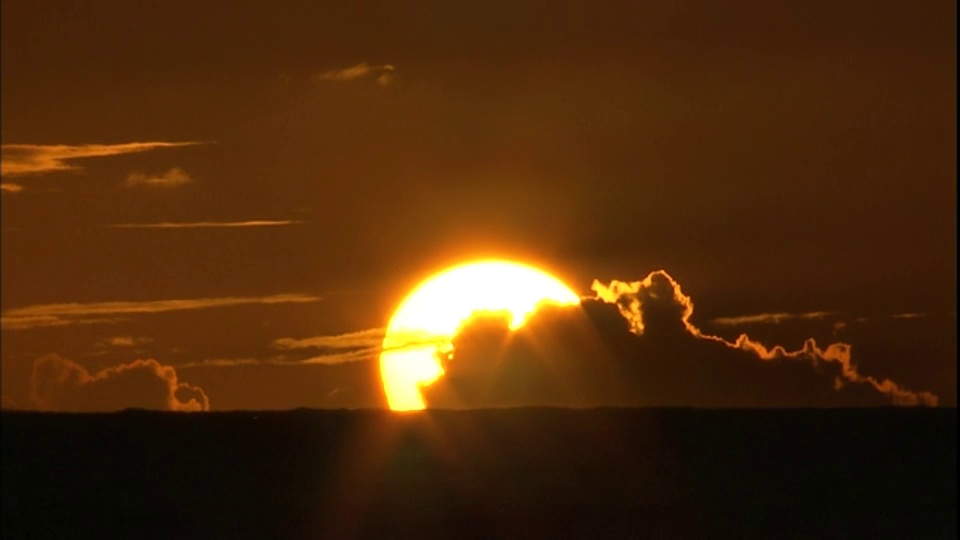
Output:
[{"xmin": 380, "ymin": 260, "xmax": 581, "ymax": 410}]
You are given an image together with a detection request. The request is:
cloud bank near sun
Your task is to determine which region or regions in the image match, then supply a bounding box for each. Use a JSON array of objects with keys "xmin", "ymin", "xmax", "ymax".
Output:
[
  {"xmin": 11, "ymin": 270, "xmax": 940, "ymax": 411},
  {"xmin": 422, "ymin": 270, "xmax": 938, "ymax": 409},
  {"xmin": 1, "ymin": 142, "xmax": 207, "ymax": 177}
]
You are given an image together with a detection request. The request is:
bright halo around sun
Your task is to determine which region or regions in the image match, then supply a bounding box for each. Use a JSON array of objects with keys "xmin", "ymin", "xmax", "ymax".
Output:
[{"xmin": 380, "ymin": 260, "xmax": 581, "ymax": 411}]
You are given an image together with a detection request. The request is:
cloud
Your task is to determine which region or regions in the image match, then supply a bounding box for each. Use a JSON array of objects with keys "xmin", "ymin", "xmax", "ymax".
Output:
[
  {"xmin": 1, "ymin": 183, "xmax": 24, "ymax": 193},
  {"xmin": 272, "ymin": 328, "xmax": 387, "ymax": 365},
  {"xmin": 312, "ymin": 62, "xmax": 395, "ymax": 85},
  {"xmin": 176, "ymin": 329, "xmax": 386, "ymax": 371},
  {"xmin": 2, "ymin": 293, "xmax": 321, "ymax": 330},
  {"xmin": 30, "ymin": 355, "xmax": 209, "ymax": 412},
  {"xmin": 179, "ymin": 358, "xmax": 263, "ymax": 369},
  {"xmin": 595, "ymin": 272, "xmax": 937, "ymax": 406},
  {"xmin": 98, "ymin": 336, "xmax": 154, "ymax": 348},
  {"xmin": 0, "ymin": 316, "xmax": 130, "ymax": 331},
  {"xmin": 1, "ymin": 142, "xmax": 207, "ymax": 177},
  {"xmin": 123, "ymin": 167, "xmax": 192, "ymax": 188},
  {"xmin": 421, "ymin": 270, "xmax": 938, "ymax": 409},
  {"xmin": 711, "ymin": 312, "xmax": 837, "ymax": 326},
  {"xmin": 299, "ymin": 348, "xmax": 379, "ymax": 365},
  {"xmin": 177, "ymin": 329, "xmax": 390, "ymax": 370},
  {"xmin": 106, "ymin": 220, "xmax": 304, "ymax": 229},
  {"xmin": 272, "ymin": 327, "xmax": 463, "ymax": 366}
]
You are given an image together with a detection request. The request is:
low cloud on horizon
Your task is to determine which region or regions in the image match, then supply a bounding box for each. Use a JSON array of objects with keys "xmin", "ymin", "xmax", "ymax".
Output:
[{"xmin": 31, "ymin": 355, "xmax": 208, "ymax": 412}]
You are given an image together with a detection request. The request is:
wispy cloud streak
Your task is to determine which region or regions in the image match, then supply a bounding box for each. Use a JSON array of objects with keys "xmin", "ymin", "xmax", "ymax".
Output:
[
  {"xmin": 1, "ymin": 316, "xmax": 130, "ymax": 331},
  {"xmin": 711, "ymin": 311, "xmax": 837, "ymax": 326},
  {"xmin": 124, "ymin": 167, "xmax": 192, "ymax": 188},
  {"xmin": 107, "ymin": 220, "xmax": 304, "ymax": 229},
  {"xmin": 180, "ymin": 348, "xmax": 378, "ymax": 369},
  {"xmin": 181, "ymin": 327, "xmax": 443, "ymax": 369},
  {"xmin": 272, "ymin": 328, "xmax": 385, "ymax": 351},
  {"xmin": 1, "ymin": 142, "xmax": 208, "ymax": 177},
  {"xmin": 312, "ymin": 62, "xmax": 395, "ymax": 85},
  {"xmin": 98, "ymin": 336, "xmax": 154, "ymax": 348},
  {"xmin": 2, "ymin": 293, "xmax": 322, "ymax": 330}
]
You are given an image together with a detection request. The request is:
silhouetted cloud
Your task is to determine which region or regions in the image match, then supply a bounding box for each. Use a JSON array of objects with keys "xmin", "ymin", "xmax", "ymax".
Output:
[
  {"xmin": 422, "ymin": 271, "xmax": 937, "ymax": 409},
  {"xmin": 2, "ymin": 293, "xmax": 321, "ymax": 330},
  {"xmin": 31, "ymin": 355, "xmax": 209, "ymax": 412},
  {"xmin": 1, "ymin": 142, "xmax": 207, "ymax": 176},
  {"xmin": 312, "ymin": 62, "xmax": 395, "ymax": 85},
  {"xmin": 106, "ymin": 220, "xmax": 304, "ymax": 229},
  {"xmin": 123, "ymin": 167, "xmax": 192, "ymax": 188}
]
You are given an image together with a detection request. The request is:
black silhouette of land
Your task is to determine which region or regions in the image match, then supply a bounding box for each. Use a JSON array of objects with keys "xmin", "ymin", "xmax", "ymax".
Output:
[{"xmin": 2, "ymin": 408, "xmax": 955, "ymax": 538}]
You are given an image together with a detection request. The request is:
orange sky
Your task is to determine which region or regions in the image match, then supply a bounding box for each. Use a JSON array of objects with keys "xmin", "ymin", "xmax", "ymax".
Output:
[{"xmin": 2, "ymin": 1, "xmax": 955, "ymax": 411}]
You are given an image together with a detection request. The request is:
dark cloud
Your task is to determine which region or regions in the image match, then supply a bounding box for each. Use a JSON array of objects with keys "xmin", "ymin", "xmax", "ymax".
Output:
[
  {"xmin": 422, "ymin": 271, "xmax": 937, "ymax": 409},
  {"xmin": 30, "ymin": 355, "xmax": 209, "ymax": 412}
]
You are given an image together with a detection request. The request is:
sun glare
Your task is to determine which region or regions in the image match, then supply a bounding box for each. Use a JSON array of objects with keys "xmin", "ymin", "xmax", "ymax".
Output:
[{"xmin": 380, "ymin": 260, "xmax": 581, "ymax": 410}]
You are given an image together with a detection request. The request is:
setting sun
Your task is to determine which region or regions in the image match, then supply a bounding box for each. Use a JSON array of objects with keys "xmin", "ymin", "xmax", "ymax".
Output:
[{"xmin": 380, "ymin": 260, "xmax": 581, "ymax": 410}]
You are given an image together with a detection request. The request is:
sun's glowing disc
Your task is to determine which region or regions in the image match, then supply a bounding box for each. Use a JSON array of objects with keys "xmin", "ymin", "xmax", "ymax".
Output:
[{"xmin": 380, "ymin": 260, "xmax": 581, "ymax": 410}]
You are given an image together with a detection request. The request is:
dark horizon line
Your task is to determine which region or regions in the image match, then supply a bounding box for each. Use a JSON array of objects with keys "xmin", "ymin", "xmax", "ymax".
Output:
[{"xmin": 1, "ymin": 405, "xmax": 954, "ymax": 415}]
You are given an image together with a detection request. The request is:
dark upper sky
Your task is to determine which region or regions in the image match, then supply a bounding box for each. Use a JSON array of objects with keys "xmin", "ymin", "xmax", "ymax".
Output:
[{"xmin": 2, "ymin": 1, "xmax": 955, "ymax": 411}]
